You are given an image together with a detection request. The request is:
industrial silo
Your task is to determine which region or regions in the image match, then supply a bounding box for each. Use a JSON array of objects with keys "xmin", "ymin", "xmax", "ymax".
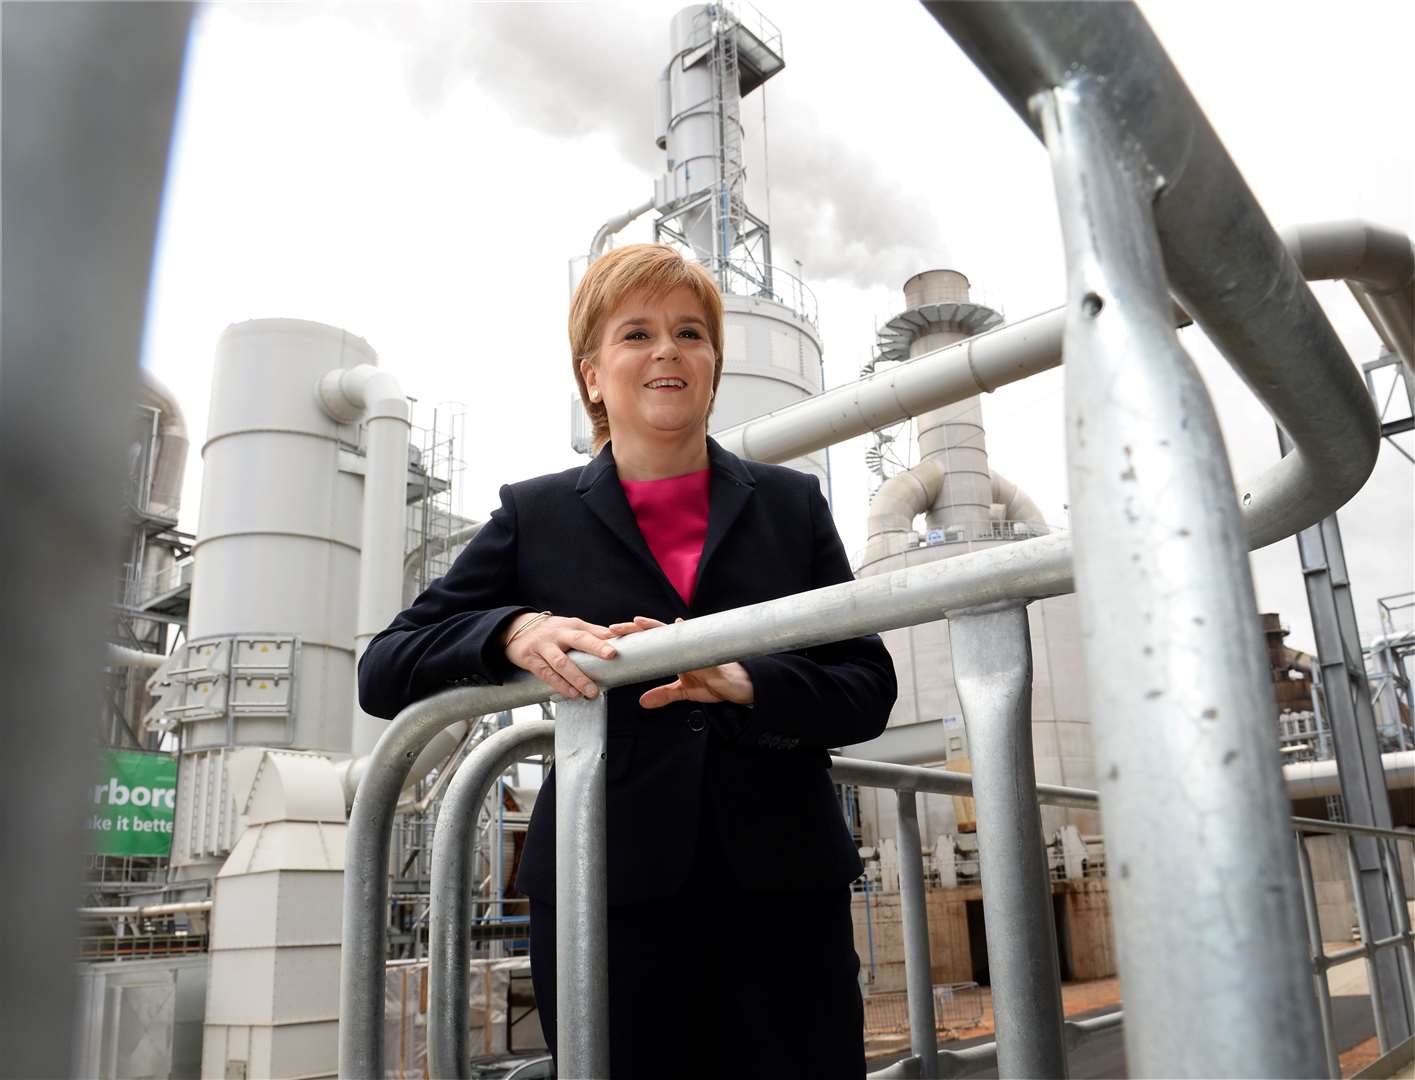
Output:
[
  {"xmin": 855, "ymin": 271, "xmax": 1099, "ymax": 853},
  {"xmin": 575, "ymin": 3, "xmax": 828, "ymax": 486}
]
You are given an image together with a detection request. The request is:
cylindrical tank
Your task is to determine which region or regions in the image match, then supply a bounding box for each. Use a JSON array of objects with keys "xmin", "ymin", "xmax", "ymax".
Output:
[
  {"xmin": 172, "ymin": 319, "xmax": 373, "ymax": 876},
  {"xmin": 711, "ymin": 295, "xmax": 828, "ymax": 489},
  {"xmin": 857, "ymin": 271, "xmax": 1096, "ymax": 847},
  {"xmin": 907, "ymin": 271, "xmax": 991, "ymax": 530},
  {"xmin": 191, "ymin": 319, "xmax": 370, "ymax": 753}
]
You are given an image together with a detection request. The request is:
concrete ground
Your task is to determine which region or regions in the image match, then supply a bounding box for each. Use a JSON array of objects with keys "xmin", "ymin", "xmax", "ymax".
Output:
[{"xmin": 865, "ymin": 957, "xmax": 1404, "ymax": 1079}]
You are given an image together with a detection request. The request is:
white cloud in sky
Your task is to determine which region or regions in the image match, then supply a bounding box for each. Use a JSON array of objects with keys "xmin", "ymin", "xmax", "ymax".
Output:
[{"xmin": 144, "ymin": 0, "xmax": 1413, "ymax": 656}]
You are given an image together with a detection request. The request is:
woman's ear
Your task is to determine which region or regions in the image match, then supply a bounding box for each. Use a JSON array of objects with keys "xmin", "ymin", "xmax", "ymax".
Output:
[{"xmin": 580, "ymin": 359, "xmax": 599, "ymax": 403}]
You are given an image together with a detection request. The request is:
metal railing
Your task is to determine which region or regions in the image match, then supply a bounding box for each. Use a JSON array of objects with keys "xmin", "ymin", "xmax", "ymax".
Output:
[
  {"xmin": 1293, "ymin": 818, "xmax": 1415, "ymax": 1076},
  {"xmin": 337, "ymin": 3, "xmax": 1415, "ymax": 1077}
]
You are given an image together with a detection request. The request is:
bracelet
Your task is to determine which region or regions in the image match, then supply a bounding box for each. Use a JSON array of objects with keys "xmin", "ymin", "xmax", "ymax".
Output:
[{"xmin": 506, "ymin": 611, "xmax": 552, "ymax": 645}]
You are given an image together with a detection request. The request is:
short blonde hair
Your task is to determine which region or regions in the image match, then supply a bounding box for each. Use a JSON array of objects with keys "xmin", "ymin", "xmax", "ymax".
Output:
[{"xmin": 569, "ymin": 243, "xmax": 725, "ymax": 451}]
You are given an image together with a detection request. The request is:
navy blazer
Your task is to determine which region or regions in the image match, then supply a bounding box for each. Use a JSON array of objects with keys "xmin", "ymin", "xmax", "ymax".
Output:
[{"xmin": 358, "ymin": 438, "xmax": 896, "ymax": 905}]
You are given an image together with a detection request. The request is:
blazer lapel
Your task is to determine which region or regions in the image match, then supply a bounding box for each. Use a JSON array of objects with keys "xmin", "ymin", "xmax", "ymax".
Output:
[
  {"xmin": 576, "ymin": 444, "xmax": 689, "ymax": 615},
  {"xmin": 575, "ymin": 438, "xmax": 757, "ymax": 614},
  {"xmin": 695, "ymin": 437, "xmax": 756, "ymax": 596}
]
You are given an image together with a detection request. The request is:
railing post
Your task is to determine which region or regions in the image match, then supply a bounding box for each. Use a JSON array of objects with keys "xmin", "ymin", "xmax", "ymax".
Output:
[
  {"xmin": 1295, "ymin": 833, "xmax": 1342, "ymax": 1079},
  {"xmin": 428, "ymin": 721, "xmax": 556, "ymax": 1079},
  {"xmin": 896, "ymin": 789, "xmax": 938, "ymax": 1077},
  {"xmin": 1379, "ymin": 838, "xmax": 1415, "ymax": 1008},
  {"xmin": 1038, "ymin": 82, "xmax": 1325, "ymax": 1075},
  {"xmin": 1345, "ymin": 834, "xmax": 1393, "ymax": 1052},
  {"xmin": 948, "ymin": 602, "xmax": 1067, "ymax": 1078},
  {"xmin": 554, "ymin": 695, "xmax": 610, "ymax": 1079}
]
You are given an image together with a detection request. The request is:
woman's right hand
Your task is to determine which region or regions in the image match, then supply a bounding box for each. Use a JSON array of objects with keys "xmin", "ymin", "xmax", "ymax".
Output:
[{"xmin": 501, "ymin": 613, "xmax": 618, "ymax": 699}]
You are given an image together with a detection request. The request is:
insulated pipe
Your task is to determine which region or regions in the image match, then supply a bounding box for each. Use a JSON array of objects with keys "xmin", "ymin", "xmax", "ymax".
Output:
[
  {"xmin": 589, "ymin": 198, "xmax": 654, "ymax": 260},
  {"xmin": 403, "ymin": 520, "xmax": 482, "ymax": 580},
  {"xmin": 720, "ymin": 273, "xmax": 1371, "ymax": 557},
  {"xmin": 139, "ymin": 369, "xmax": 188, "ymax": 521},
  {"xmin": 1280, "ymin": 221, "xmax": 1415, "ymax": 370},
  {"xmin": 79, "ymin": 900, "xmax": 212, "ymax": 919},
  {"xmin": 1284, "ymin": 750, "xmax": 1415, "ymax": 801},
  {"xmin": 105, "ymin": 643, "xmax": 166, "ymax": 670},
  {"xmin": 865, "ymin": 457, "xmax": 1047, "ymax": 561},
  {"xmin": 317, "ymin": 363, "xmax": 412, "ymax": 756},
  {"xmin": 991, "ymin": 468, "xmax": 1045, "ymax": 525}
]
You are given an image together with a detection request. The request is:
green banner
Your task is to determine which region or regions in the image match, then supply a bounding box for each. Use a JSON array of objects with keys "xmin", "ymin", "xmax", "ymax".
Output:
[{"xmin": 86, "ymin": 749, "xmax": 177, "ymax": 856}]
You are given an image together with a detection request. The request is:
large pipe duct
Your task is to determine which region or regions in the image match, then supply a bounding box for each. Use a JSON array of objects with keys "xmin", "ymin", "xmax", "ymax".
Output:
[
  {"xmin": 867, "ymin": 463, "xmax": 1048, "ymax": 559},
  {"xmin": 716, "ymin": 221, "xmax": 1411, "ymax": 547},
  {"xmin": 1281, "ymin": 221, "xmax": 1415, "ymax": 371},
  {"xmin": 317, "ymin": 363, "xmax": 412, "ymax": 756},
  {"xmin": 1284, "ymin": 750, "xmax": 1415, "ymax": 802},
  {"xmin": 589, "ymin": 198, "xmax": 654, "ymax": 260},
  {"xmin": 139, "ymin": 368, "xmax": 189, "ymax": 521}
]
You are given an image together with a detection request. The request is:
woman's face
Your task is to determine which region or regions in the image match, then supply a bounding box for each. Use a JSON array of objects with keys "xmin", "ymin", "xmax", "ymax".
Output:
[{"xmin": 583, "ymin": 285, "xmax": 717, "ymax": 446}]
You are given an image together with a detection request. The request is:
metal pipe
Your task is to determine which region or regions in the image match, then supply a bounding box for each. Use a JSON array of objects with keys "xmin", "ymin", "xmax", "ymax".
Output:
[
  {"xmin": 830, "ymin": 756, "xmax": 1099, "ymax": 811},
  {"xmin": 896, "ymin": 790, "xmax": 938, "ymax": 1077},
  {"xmin": 317, "ymin": 362, "xmax": 412, "ymax": 756},
  {"xmin": 589, "ymin": 198, "xmax": 654, "ymax": 259},
  {"xmin": 920, "ymin": 2, "xmax": 1380, "ymax": 561},
  {"xmin": 1346, "ymin": 834, "xmax": 1392, "ymax": 1052},
  {"xmin": 1284, "ymin": 750, "xmax": 1415, "ymax": 800},
  {"xmin": 104, "ymin": 643, "xmax": 167, "ymax": 670},
  {"xmin": 427, "ymin": 721, "xmax": 555, "ymax": 1079},
  {"xmin": 948, "ymin": 604, "xmax": 1067, "ymax": 1078},
  {"xmin": 553, "ymin": 696, "xmax": 611, "ymax": 1079},
  {"xmin": 1040, "ymin": 76, "xmax": 1324, "ymax": 1077},
  {"xmin": 78, "ymin": 900, "xmax": 212, "ymax": 919},
  {"xmin": 1280, "ymin": 220, "xmax": 1415, "ymax": 370},
  {"xmin": 1295, "ymin": 835, "xmax": 1342, "ymax": 1078},
  {"xmin": 1293, "ymin": 817, "xmax": 1415, "ymax": 842},
  {"xmin": 138, "ymin": 368, "xmax": 189, "ymax": 521}
]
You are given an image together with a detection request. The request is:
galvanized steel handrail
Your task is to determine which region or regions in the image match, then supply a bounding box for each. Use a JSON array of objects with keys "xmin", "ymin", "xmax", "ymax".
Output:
[
  {"xmin": 1294, "ymin": 821, "xmax": 1415, "ymax": 1074},
  {"xmin": 338, "ymin": 6, "xmax": 1414, "ymax": 1074},
  {"xmin": 420, "ymin": 715, "xmax": 1102, "ymax": 1080}
]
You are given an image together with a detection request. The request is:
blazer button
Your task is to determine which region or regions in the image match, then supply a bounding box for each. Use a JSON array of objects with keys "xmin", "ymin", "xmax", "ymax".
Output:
[{"xmin": 687, "ymin": 709, "xmax": 707, "ymax": 733}]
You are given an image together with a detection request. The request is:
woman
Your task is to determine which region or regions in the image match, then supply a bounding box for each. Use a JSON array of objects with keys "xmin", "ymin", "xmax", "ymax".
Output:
[{"xmin": 359, "ymin": 243, "xmax": 897, "ymax": 1079}]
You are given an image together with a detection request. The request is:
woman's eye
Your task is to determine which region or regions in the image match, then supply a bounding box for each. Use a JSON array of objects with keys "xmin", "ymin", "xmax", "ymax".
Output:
[
  {"xmin": 678, "ymin": 328, "xmax": 701, "ymax": 338},
  {"xmin": 625, "ymin": 330, "xmax": 648, "ymax": 340}
]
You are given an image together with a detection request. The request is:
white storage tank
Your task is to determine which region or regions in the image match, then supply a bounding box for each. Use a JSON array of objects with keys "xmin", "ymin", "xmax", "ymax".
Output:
[
  {"xmin": 170, "ymin": 318, "xmax": 374, "ymax": 876},
  {"xmin": 713, "ymin": 295, "xmax": 828, "ymax": 488}
]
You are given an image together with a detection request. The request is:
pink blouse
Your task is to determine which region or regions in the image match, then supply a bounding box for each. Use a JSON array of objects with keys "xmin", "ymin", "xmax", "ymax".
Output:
[{"xmin": 619, "ymin": 468, "xmax": 711, "ymax": 605}]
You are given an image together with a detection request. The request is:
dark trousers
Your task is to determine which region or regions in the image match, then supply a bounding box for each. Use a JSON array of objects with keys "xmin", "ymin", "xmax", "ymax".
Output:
[{"xmin": 528, "ymin": 800, "xmax": 864, "ymax": 1079}]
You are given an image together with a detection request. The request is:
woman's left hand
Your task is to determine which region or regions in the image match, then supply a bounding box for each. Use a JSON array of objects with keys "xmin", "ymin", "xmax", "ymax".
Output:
[{"xmin": 608, "ymin": 616, "xmax": 755, "ymax": 709}]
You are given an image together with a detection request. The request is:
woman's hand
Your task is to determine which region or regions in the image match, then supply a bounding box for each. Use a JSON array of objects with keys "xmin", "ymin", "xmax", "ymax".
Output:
[
  {"xmin": 502, "ymin": 613, "xmax": 619, "ymax": 699},
  {"xmin": 608, "ymin": 616, "xmax": 755, "ymax": 709}
]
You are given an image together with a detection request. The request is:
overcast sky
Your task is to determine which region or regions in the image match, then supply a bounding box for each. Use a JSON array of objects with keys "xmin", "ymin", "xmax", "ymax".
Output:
[{"xmin": 143, "ymin": 0, "xmax": 1414, "ymax": 655}]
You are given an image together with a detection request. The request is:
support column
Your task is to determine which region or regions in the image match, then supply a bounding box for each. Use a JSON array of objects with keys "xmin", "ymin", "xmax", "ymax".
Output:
[
  {"xmin": 1281, "ymin": 426, "xmax": 1413, "ymax": 1049},
  {"xmin": 949, "ymin": 603, "xmax": 1067, "ymax": 1079}
]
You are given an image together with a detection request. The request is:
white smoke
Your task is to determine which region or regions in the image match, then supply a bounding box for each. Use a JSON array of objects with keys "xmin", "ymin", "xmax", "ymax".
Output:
[{"xmin": 225, "ymin": 1, "xmax": 948, "ymax": 289}]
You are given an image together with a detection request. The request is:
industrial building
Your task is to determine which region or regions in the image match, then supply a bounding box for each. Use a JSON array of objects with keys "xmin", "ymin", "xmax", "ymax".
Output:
[{"xmin": 40, "ymin": 2, "xmax": 1415, "ymax": 1078}]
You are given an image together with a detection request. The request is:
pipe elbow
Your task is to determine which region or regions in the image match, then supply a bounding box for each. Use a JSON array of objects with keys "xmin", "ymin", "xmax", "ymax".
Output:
[{"xmin": 317, "ymin": 363, "xmax": 408, "ymax": 424}]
